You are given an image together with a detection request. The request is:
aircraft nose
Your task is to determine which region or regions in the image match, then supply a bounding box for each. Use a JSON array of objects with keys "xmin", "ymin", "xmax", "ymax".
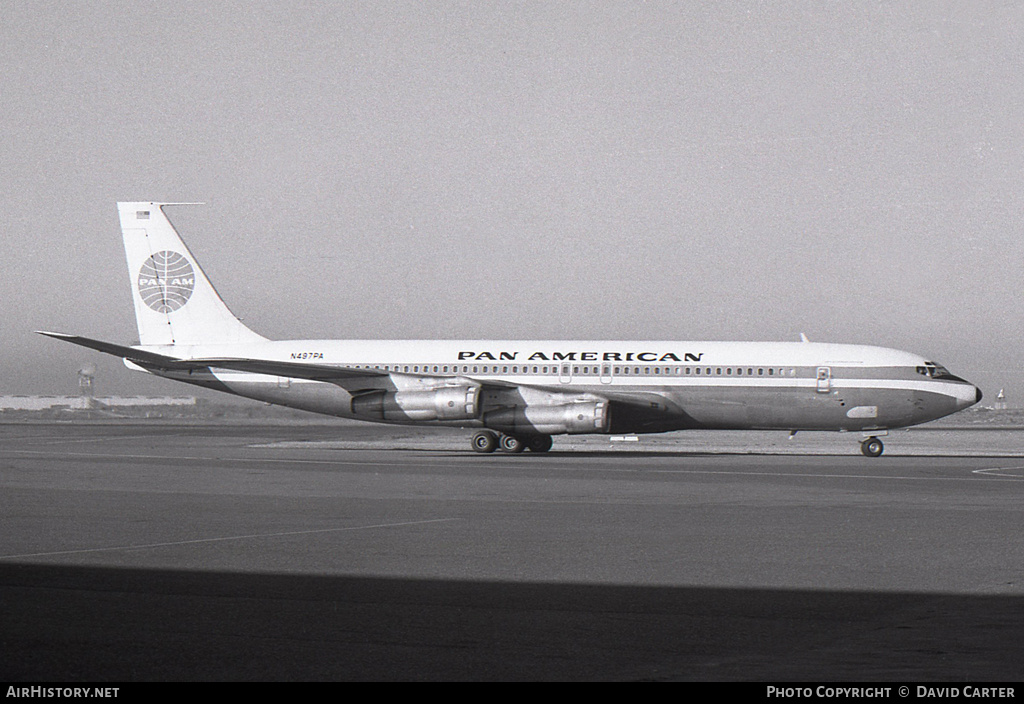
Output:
[{"xmin": 955, "ymin": 383, "xmax": 982, "ymax": 410}]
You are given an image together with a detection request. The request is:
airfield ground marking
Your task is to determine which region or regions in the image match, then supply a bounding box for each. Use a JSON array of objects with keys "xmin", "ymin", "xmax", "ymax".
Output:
[
  {"xmin": 0, "ymin": 517, "xmax": 461, "ymax": 561},
  {"xmin": 972, "ymin": 466, "xmax": 1024, "ymax": 478},
  {"xmin": 7, "ymin": 447, "xmax": 1024, "ymax": 482}
]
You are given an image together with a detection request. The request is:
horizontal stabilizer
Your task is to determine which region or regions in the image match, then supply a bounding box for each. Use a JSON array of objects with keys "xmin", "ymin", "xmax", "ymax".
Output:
[
  {"xmin": 37, "ymin": 332, "xmax": 194, "ymax": 369},
  {"xmin": 36, "ymin": 332, "xmax": 385, "ymax": 380}
]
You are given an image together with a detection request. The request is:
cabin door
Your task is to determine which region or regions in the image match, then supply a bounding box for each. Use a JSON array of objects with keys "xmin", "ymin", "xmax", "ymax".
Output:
[
  {"xmin": 559, "ymin": 362, "xmax": 573, "ymax": 384},
  {"xmin": 816, "ymin": 367, "xmax": 831, "ymax": 393}
]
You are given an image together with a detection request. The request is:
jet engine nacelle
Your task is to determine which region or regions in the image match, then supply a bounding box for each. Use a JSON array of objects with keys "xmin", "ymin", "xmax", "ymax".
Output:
[
  {"xmin": 483, "ymin": 401, "xmax": 610, "ymax": 435},
  {"xmin": 352, "ymin": 386, "xmax": 480, "ymax": 421}
]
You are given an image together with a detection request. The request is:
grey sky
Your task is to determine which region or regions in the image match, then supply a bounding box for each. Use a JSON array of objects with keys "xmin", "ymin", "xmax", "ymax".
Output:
[{"xmin": 3, "ymin": 2, "xmax": 1022, "ymax": 399}]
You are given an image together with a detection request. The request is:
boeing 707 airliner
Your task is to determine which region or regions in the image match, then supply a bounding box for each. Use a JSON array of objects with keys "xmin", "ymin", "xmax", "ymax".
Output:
[{"xmin": 40, "ymin": 202, "xmax": 982, "ymax": 456}]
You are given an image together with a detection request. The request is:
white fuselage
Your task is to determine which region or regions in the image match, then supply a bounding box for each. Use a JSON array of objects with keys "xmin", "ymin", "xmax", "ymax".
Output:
[{"xmin": 138, "ymin": 338, "xmax": 980, "ymax": 434}]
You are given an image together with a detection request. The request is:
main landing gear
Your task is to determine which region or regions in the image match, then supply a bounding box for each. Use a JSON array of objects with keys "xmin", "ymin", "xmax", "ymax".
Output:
[
  {"xmin": 860, "ymin": 436, "xmax": 884, "ymax": 458},
  {"xmin": 471, "ymin": 431, "xmax": 553, "ymax": 454}
]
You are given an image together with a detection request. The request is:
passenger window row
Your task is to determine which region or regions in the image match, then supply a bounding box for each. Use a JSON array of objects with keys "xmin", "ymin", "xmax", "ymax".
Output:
[{"xmin": 344, "ymin": 364, "xmax": 798, "ymax": 377}]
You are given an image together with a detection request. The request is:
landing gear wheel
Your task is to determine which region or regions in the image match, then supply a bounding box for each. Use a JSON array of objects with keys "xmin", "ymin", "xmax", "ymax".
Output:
[
  {"xmin": 861, "ymin": 437, "xmax": 884, "ymax": 458},
  {"xmin": 498, "ymin": 434, "xmax": 526, "ymax": 453},
  {"xmin": 525, "ymin": 435, "xmax": 553, "ymax": 453},
  {"xmin": 471, "ymin": 431, "xmax": 498, "ymax": 453}
]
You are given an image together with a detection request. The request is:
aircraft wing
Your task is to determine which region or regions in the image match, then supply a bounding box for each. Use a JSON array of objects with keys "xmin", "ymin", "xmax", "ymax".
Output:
[
  {"xmin": 36, "ymin": 332, "xmax": 386, "ymax": 380},
  {"xmin": 181, "ymin": 356, "xmax": 387, "ymax": 380}
]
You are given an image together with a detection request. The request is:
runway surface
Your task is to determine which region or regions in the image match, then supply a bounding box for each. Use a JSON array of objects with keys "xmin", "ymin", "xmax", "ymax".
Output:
[{"xmin": 2, "ymin": 420, "xmax": 1023, "ymax": 681}]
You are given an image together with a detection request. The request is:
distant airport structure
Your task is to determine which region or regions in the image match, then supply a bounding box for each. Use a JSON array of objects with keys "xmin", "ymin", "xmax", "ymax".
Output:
[
  {"xmin": 0, "ymin": 359, "xmax": 196, "ymax": 413},
  {"xmin": 78, "ymin": 363, "xmax": 96, "ymax": 400},
  {"xmin": 0, "ymin": 367, "xmax": 306, "ymax": 419},
  {"xmin": 994, "ymin": 389, "xmax": 1008, "ymax": 411},
  {"xmin": 0, "ymin": 395, "xmax": 197, "ymax": 412}
]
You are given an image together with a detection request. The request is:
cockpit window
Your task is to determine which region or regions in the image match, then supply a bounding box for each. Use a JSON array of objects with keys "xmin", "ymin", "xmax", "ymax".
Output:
[{"xmin": 916, "ymin": 362, "xmax": 964, "ymax": 382}]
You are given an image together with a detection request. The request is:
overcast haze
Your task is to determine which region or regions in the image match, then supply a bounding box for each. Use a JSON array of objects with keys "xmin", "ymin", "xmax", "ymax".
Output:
[{"xmin": 3, "ymin": 2, "xmax": 1023, "ymax": 400}]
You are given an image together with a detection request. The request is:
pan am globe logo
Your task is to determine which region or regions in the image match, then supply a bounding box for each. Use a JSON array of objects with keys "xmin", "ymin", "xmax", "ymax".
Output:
[{"xmin": 138, "ymin": 251, "xmax": 195, "ymax": 313}]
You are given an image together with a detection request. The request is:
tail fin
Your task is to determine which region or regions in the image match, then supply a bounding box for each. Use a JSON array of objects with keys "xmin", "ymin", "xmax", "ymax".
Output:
[{"xmin": 118, "ymin": 202, "xmax": 266, "ymax": 347}]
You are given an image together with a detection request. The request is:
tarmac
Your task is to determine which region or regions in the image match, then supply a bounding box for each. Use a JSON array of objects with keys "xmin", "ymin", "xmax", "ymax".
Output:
[{"xmin": 1, "ymin": 420, "xmax": 1023, "ymax": 681}]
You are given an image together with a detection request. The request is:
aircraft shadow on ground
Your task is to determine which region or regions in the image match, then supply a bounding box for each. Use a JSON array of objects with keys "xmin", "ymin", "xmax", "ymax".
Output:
[{"xmin": 1, "ymin": 562, "xmax": 1021, "ymax": 681}]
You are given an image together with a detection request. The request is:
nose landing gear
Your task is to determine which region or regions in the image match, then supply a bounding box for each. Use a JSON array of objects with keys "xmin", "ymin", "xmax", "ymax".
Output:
[{"xmin": 860, "ymin": 436, "xmax": 884, "ymax": 458}]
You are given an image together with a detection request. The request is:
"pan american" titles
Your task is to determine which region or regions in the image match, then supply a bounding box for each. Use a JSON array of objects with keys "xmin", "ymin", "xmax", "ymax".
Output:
[{"xmin": 457, "ymin": 350, "xmax": 704, "ymax": 362}]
